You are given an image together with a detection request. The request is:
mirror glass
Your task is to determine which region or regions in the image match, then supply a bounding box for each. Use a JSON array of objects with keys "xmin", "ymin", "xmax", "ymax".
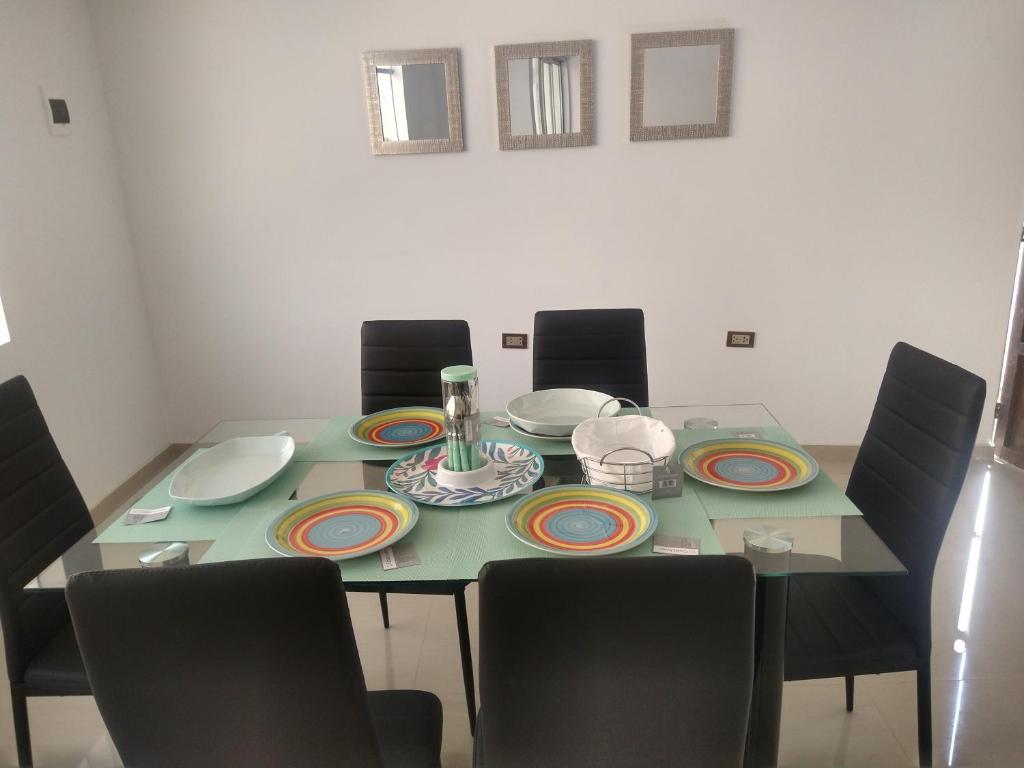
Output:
[
  {"xmin": 506, "ymin": 55, "xmax": 581, "ymax": 136},
  {"xmin": 375, "ymin": 63, "xmax": 449, "ymax": 141},
  {"xmin": 642, "ymin": 44, "xmax": 720, "ymax": 126}
]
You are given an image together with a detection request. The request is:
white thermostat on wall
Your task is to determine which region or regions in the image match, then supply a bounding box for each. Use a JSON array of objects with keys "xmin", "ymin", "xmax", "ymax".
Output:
[{"xmin": 40, "ymin": 87, "xmax": 71, "ymax": 136}]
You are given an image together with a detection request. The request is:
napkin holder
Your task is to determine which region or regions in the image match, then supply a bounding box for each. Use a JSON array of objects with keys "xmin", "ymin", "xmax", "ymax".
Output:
[{"xmin": 572, "ymin": 398, "xmax": 676, "ymax": 494}]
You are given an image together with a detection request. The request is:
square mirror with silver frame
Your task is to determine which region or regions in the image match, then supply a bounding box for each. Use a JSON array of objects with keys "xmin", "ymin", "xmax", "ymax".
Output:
[
  {"xmin": 362, "ymin": 48, "xmax": 464, "ymax": 155},
  {"xmin": 629, "ymin": 29, "xmax": 734, "ymax": 141},
  {"xmin": 494, "ymin": 39, "xmax": 594, "ymax": 150}
]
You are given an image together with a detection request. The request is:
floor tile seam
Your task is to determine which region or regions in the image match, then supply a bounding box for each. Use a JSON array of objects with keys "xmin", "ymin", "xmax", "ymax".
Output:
[
  {"xmin": 409, "ymin": 596, "xmax": 437, "ymax": 691},
  {"xmin": 868, "ymin": 694, "xmax": 917, "ymax": 766}
]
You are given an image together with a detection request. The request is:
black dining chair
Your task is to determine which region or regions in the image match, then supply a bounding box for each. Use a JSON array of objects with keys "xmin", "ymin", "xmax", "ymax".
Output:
[
  {"xmin": 475, "ymin": 556, "xmax": 756, "ymax": 767},
  {"xmin": 359, "ymin": 318, "xmax": 479, "ymax": 732},
  {"xmin": 533, "ymin": 308, "xmax": 649, "ymax": 407},
  {"xmin": 0, "ymin": 375, "xmax": 94, "ymax": 768},
  {"xmin": 67, "ymin": 557, "xmax": 443, "ymax": 768},
  {"xmin": 361, "ymin": 319, "xmax": 473, "ymax": 414},
  {"xmin": 784, "ymin": 342, "xmax": 985, "ymax": 767}
]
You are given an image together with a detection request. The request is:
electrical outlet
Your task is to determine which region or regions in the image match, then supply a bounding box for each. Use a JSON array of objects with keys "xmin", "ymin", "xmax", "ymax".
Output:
[
  {"xmin": 502, "ymin": 333, "xmax": 528, "ymax": 350},
  {"xmin": 726, "ymin": 331, "xmax": 755, "ymax": 348}
]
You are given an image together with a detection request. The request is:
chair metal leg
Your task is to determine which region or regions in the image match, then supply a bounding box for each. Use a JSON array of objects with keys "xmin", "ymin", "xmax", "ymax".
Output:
[
  {"xmin": 916, "ymin": 663, "xmax": 932, "ymax": 767},
  {"xmin": 453, "ymin": 587, "xmax": 477, "ymax": 735},
  {"xmin": 378, "ymin": 591, "xmax": 390, "ymax": 629},
  {"xmin": 845, "ymin": 675, "xmax": 855, "ymax": 712},
  {"xmin": 11, "ymin": 684, "xmax": 32, "ymax": 768}
]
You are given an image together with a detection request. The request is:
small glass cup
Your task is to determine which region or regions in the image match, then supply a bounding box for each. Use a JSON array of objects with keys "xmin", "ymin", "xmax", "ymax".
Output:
[
  {"xmin": 742, "ymin": 526, "xmax": 793, "ymax": 574},
  {"xmin": 683, "ymin": 417, "xmax": 719, "ymax": 430}
]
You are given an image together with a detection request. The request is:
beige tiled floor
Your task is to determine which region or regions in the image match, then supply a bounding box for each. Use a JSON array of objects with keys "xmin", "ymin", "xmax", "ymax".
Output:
[{"xmin": 0, "ymin": 448, "xmax": 1019, "ymax": 767}]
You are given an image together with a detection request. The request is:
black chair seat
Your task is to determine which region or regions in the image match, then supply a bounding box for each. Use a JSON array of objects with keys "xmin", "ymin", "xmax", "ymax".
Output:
[
  {"xmin": 369, "ymin": 690, "xmax": 443, "ymax": 768},
  {"xmin": 361, "ymin": 319, "xmax": 473, "ymax": 414},
  {"xmin": 475, "ymin": 556, "xmax": 755, "ymax": 767},
  {"xmin": 22, "ymin": 622, "xmax": 89, "ymax": 695},
  {"xmin": 0, "ymin": 375, "xmax": 96, "ymax": 766},
  {"xmin": 782, "ymin": 343, "xmax": 986, "ymax": 766},
  {"xmin": 68, "ymin": 559, "xmax": 444, "ymax": 768},
  {"xmin": 533, "ymin": 308, "xmax": 650, "ymax": 407},
  {"xmin": 785, "ymin": 575, "xmax": 919, "ymax": 680}
]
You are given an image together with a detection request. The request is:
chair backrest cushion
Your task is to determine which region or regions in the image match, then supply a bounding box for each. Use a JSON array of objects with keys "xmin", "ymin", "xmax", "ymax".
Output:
[
  {"xmin": 478, "ymin": 556, "xmax": 755, "ymax": 768},
  {"xmin": 361, "ymin": 319, "xmax": 473, "ymax": 414},
  {"xmin": 0, "ymin": 375, "xmax": 92, "ymax": 682},
  {"xmin": 533, "ymin": 308, "xmax": 649, "ymax": 407},
  {"xmin": 67, "ymin": 558, "xmax": 383, "ymax": 768},
  {"xmin": 851, "ymin": 342, "xmax": 985, "ymax": 655}
]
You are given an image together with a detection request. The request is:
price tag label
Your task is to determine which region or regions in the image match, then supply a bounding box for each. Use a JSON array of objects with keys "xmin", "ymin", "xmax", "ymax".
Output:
[
  {"xmin": 124, "ymin": 506, "xmax": 172, "ymax": 525},
  {"xmin": 652, "ymin": 464, "xmax": 684, "ymax": 499},
  {"xmin": 652, "ymin": 535, "xmax": 700, "ymax": 555},
  {"xmin": 380, "ymin": 543, "xmax": 421, "ymax": 571}
]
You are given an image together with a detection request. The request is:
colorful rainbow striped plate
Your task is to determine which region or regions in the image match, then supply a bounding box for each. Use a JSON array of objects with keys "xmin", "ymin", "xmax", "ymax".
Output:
[
  {"xmin": 507, "ymin": 485, "xmax": 657, "ymax": 556},
  {"xmin": 680, "ymin": 438, "xmax": 819, "ymax": 492},
  {"xmin": 349, "ymin": 407, "xmax": 445, "ymax": 447},
  {"xmin": 266, "ymin": 490, "xmax": 418, "ymax": 561}
]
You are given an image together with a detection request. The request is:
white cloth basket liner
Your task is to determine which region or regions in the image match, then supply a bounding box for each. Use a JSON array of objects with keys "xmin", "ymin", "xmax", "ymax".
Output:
[{"xmin": 572, "ymin": 410, "xmax": 676, "ymax": 492}]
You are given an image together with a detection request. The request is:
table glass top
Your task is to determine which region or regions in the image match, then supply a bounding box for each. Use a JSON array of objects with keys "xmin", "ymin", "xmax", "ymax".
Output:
[{"xmin": 28, "ymin": 403, "xmax": 905, "ymax": 589}]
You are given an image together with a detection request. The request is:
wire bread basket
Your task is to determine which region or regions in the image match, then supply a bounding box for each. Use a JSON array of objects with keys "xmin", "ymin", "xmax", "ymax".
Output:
[{"xmin": 571, "ymin": 398, "xmax": 677, "ymax": 493}]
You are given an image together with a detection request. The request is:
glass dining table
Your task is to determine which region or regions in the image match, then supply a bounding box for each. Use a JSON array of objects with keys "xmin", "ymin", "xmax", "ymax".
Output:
[{"xmin": 28, "ymin": 403, "xmax": 905, "ymax": 768}]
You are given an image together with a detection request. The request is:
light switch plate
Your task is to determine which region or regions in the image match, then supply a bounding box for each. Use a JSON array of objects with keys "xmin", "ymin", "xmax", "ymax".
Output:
[{"xmin": 40, "ymin": 87, "xmax": 71, "ymax": 136}]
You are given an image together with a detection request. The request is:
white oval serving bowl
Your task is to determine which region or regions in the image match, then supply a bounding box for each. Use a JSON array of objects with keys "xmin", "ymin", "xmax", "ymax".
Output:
[
  {"xmin": 169, "ymin": 435, "xmax": 295, "ymax": 506},
  {"xmin": 506, "ymin": 389, "xmax": 620, "ymax": 437}
]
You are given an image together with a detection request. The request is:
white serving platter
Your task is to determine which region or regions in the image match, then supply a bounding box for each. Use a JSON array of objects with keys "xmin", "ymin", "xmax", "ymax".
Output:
[
  {"xmin": 508, "ymin": 419, "xmax": 571, "ymax": 442},
  {"xmin": 169, "ymin": 435, "xmax": 295, "ymax": 506},
  {"xmin": 506, "ymin": 388, "xmax": 620, "ymax": 437}
]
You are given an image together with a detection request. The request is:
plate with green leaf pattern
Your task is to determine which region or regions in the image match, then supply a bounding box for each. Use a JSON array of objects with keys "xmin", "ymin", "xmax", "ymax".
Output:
[{"xmin": 385, "ymin": 441, "xmax": 544, "ymax": 507}]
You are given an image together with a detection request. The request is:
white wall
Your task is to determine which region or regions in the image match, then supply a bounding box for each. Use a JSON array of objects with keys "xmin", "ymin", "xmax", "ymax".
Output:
[
  {"xmin": 88, "ymin": 0, "xmax": 1024, "ymax": 445},
  {"xmin": 0, "ymin": 1, "xmax": 167, "ymax": 505}
]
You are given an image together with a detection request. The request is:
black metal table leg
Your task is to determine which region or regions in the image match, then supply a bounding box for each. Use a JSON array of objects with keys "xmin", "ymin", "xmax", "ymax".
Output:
[
  {"xmin": 744, "ymin": 575, "xmax": 788, "ymax": 768},
  {"xmin": 454, "ymin": 585, "xmax": 477, "ymax": 734}
]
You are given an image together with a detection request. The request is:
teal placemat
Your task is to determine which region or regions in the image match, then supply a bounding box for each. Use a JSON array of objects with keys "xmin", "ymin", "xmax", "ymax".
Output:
[
  {"xmin": 674, "ymin": 426, "xmax": 861, "ymax": 519},
  {"xmin": 200, "ymin": 485, "xmax": 722, "ymax": 582},
  {"xmin": 673, "ymin": 425, "xmax": 798, "ymax": 453},
  {"xmin": 94, "ymin": 461, "xmax": 313, "ymax": 545},
  {"xmin": 200, "ymin": 495, "xmax": 463, "ymax": 583},
  {"xmin": 294, "ymin": 416, "xmax": 413, "ymax": 462},
  {"xmin": 691, "ymin": 474, "xmax": 859, "ymax": 519},
  {"xmin": 443, "ymin": 486, "xmax": 722, "ymax": 581},
  {"xmin": 295, "ymin": 411, "xmax": 576, "ymax": 462}
]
